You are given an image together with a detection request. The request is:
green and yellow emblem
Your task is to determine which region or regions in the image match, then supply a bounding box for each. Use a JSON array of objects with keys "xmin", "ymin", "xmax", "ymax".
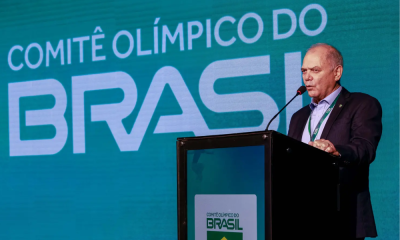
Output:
[{"xmin": 207, "ymin": 231, "xmax": 243, "ymax": 240}]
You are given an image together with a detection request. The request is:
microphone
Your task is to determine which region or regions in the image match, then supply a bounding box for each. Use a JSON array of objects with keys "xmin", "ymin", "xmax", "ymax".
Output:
[{"xmin": 265, "ymin": 86, "xmax": 307, "ymax": 131}]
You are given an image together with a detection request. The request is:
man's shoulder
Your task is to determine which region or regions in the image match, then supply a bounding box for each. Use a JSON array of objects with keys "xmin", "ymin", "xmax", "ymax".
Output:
[
  {"xmin": 346, "ymin": 90, "xmax": 376, "ymax": 100},
  {"xmin": 345, "ymin": 90, "xmax": 381, "ymax": 108}
]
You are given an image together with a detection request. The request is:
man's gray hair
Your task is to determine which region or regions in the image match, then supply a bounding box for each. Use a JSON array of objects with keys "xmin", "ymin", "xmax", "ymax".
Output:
[{"xmin": 308, "ymin": 43, "xmax": 343, "ymax": 70}]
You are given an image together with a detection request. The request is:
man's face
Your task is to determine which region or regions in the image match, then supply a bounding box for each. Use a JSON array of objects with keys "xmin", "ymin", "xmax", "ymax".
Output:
[{"xmin": 301, "ymin": 47, "xmax": 340, "ymax": 103}]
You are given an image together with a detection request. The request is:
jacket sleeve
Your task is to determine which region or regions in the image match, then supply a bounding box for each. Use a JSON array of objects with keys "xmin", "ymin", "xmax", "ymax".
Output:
[{"xmin": 334, "ymin": 96, "xmax": 382, "ymax": 167}]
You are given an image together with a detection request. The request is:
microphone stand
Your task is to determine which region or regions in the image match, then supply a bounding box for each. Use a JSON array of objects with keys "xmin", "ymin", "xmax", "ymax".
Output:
[{"xmin": 265, "ymin": 92, "xmax": 302, "ymax": 131}]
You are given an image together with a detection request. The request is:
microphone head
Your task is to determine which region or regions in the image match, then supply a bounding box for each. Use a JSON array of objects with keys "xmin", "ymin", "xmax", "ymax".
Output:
[{"xmin": 297, "ymin": 86, "xmax": 307, "ymax": 95}]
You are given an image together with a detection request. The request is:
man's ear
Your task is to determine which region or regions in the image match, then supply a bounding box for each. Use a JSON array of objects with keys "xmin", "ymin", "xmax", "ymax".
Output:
[{"xmin": 334, "ymin": 65, "xmax": 343, "ymax": 81}]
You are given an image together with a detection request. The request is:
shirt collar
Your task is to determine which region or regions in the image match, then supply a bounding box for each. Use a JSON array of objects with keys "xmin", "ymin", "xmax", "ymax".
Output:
[{"xmin": 309, "ymin": 86, "xmax": 342, "ymax": 111}]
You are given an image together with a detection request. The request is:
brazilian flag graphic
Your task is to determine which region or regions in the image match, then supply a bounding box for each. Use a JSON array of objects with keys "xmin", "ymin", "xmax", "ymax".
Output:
[{"xmin": 207, "ymin": 231, "xmax": 243, "ymax": 240}]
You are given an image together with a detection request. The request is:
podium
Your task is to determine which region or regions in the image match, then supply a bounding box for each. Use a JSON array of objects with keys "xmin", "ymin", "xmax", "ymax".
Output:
[{"xmin": 177, "ymin": 130, "xmax": 340, "ymax": 240}]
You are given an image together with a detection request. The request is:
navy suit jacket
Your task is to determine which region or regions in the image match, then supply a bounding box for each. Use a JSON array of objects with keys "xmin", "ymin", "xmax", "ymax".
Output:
[{"xmin": 288, "ymin": 87, "xmax": 382, "ymax": 238}]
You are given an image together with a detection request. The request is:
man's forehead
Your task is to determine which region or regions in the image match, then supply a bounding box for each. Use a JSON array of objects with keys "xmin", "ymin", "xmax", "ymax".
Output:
[
  {"xmin": 306, "ymin": 46, "xmax": 329, "ymax": 57},
  {"xmin": 303, "ymin": 48, "xmax": 329, "ymax": 66}
]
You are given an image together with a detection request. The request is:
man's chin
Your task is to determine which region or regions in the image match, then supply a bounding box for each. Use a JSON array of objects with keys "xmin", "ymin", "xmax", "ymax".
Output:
[
  {"xmin": 307, "ymin": 89, "xmax": 319, "ymax": 96},
  {"xmin": 307, "ymin": 93, "xmax": 316, "ymax": 98}
]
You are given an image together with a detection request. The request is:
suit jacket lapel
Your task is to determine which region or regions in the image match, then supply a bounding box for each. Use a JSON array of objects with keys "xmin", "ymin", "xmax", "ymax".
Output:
[
  {"xmin": 320, "ymin": 87, "xmax": 350, "ymax": 139},
  {"xmin": 292, "ymin": 107, "xmax": 311, "ymax": 141}
]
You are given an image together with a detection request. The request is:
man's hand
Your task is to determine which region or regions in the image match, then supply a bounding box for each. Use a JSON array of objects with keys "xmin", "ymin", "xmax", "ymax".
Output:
[{"xmin": 309, "ymin": 139, "xmax": 340, "ymax": 156}]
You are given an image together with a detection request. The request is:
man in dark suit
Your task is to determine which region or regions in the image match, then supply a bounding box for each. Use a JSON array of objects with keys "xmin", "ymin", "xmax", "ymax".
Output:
[{"xmin": 288, "ymin": 43, "xmax": 382, "ymax": 240}]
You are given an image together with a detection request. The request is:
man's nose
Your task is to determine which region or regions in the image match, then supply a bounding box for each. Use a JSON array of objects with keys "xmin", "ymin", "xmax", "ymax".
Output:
[{"xmin": 304, "ymin": 71, "xmax": 312, "ymax": 81}]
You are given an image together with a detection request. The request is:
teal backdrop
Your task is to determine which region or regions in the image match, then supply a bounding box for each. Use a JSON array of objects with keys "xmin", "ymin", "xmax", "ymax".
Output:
[{"xmin": 0, "ymin": 0, "xmax": 398, "ymax": 239}]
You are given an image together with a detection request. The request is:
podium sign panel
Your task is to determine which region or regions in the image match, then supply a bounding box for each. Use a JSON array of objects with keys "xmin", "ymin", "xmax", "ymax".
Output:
[
  {"xmin": 188, "ymin": 146, "xmax": 265, "ymax": 240},
  {"xmin": 195, "ymin": 194, "xmax": 258, "ymax": 240},
  {"xmin": 178, "ymin": 132, "xmax": 272, "ymax": 240}
]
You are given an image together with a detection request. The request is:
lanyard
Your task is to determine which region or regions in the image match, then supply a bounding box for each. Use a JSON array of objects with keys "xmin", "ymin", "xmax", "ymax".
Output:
[{"xmin": 308, "ymin": 94, "xmax": 340, "ymax": 141}]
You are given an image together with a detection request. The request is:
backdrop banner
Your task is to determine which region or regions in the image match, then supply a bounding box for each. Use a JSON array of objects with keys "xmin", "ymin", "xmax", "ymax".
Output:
[{"xmin": 0, "ymin": 0, "xmax": 398, "ymax": 239}]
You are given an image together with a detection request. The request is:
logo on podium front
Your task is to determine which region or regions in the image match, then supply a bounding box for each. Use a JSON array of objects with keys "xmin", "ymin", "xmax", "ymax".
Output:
[{"xmin": 195, "ymin": 194, "xmax": 257, "ymax": 240}]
